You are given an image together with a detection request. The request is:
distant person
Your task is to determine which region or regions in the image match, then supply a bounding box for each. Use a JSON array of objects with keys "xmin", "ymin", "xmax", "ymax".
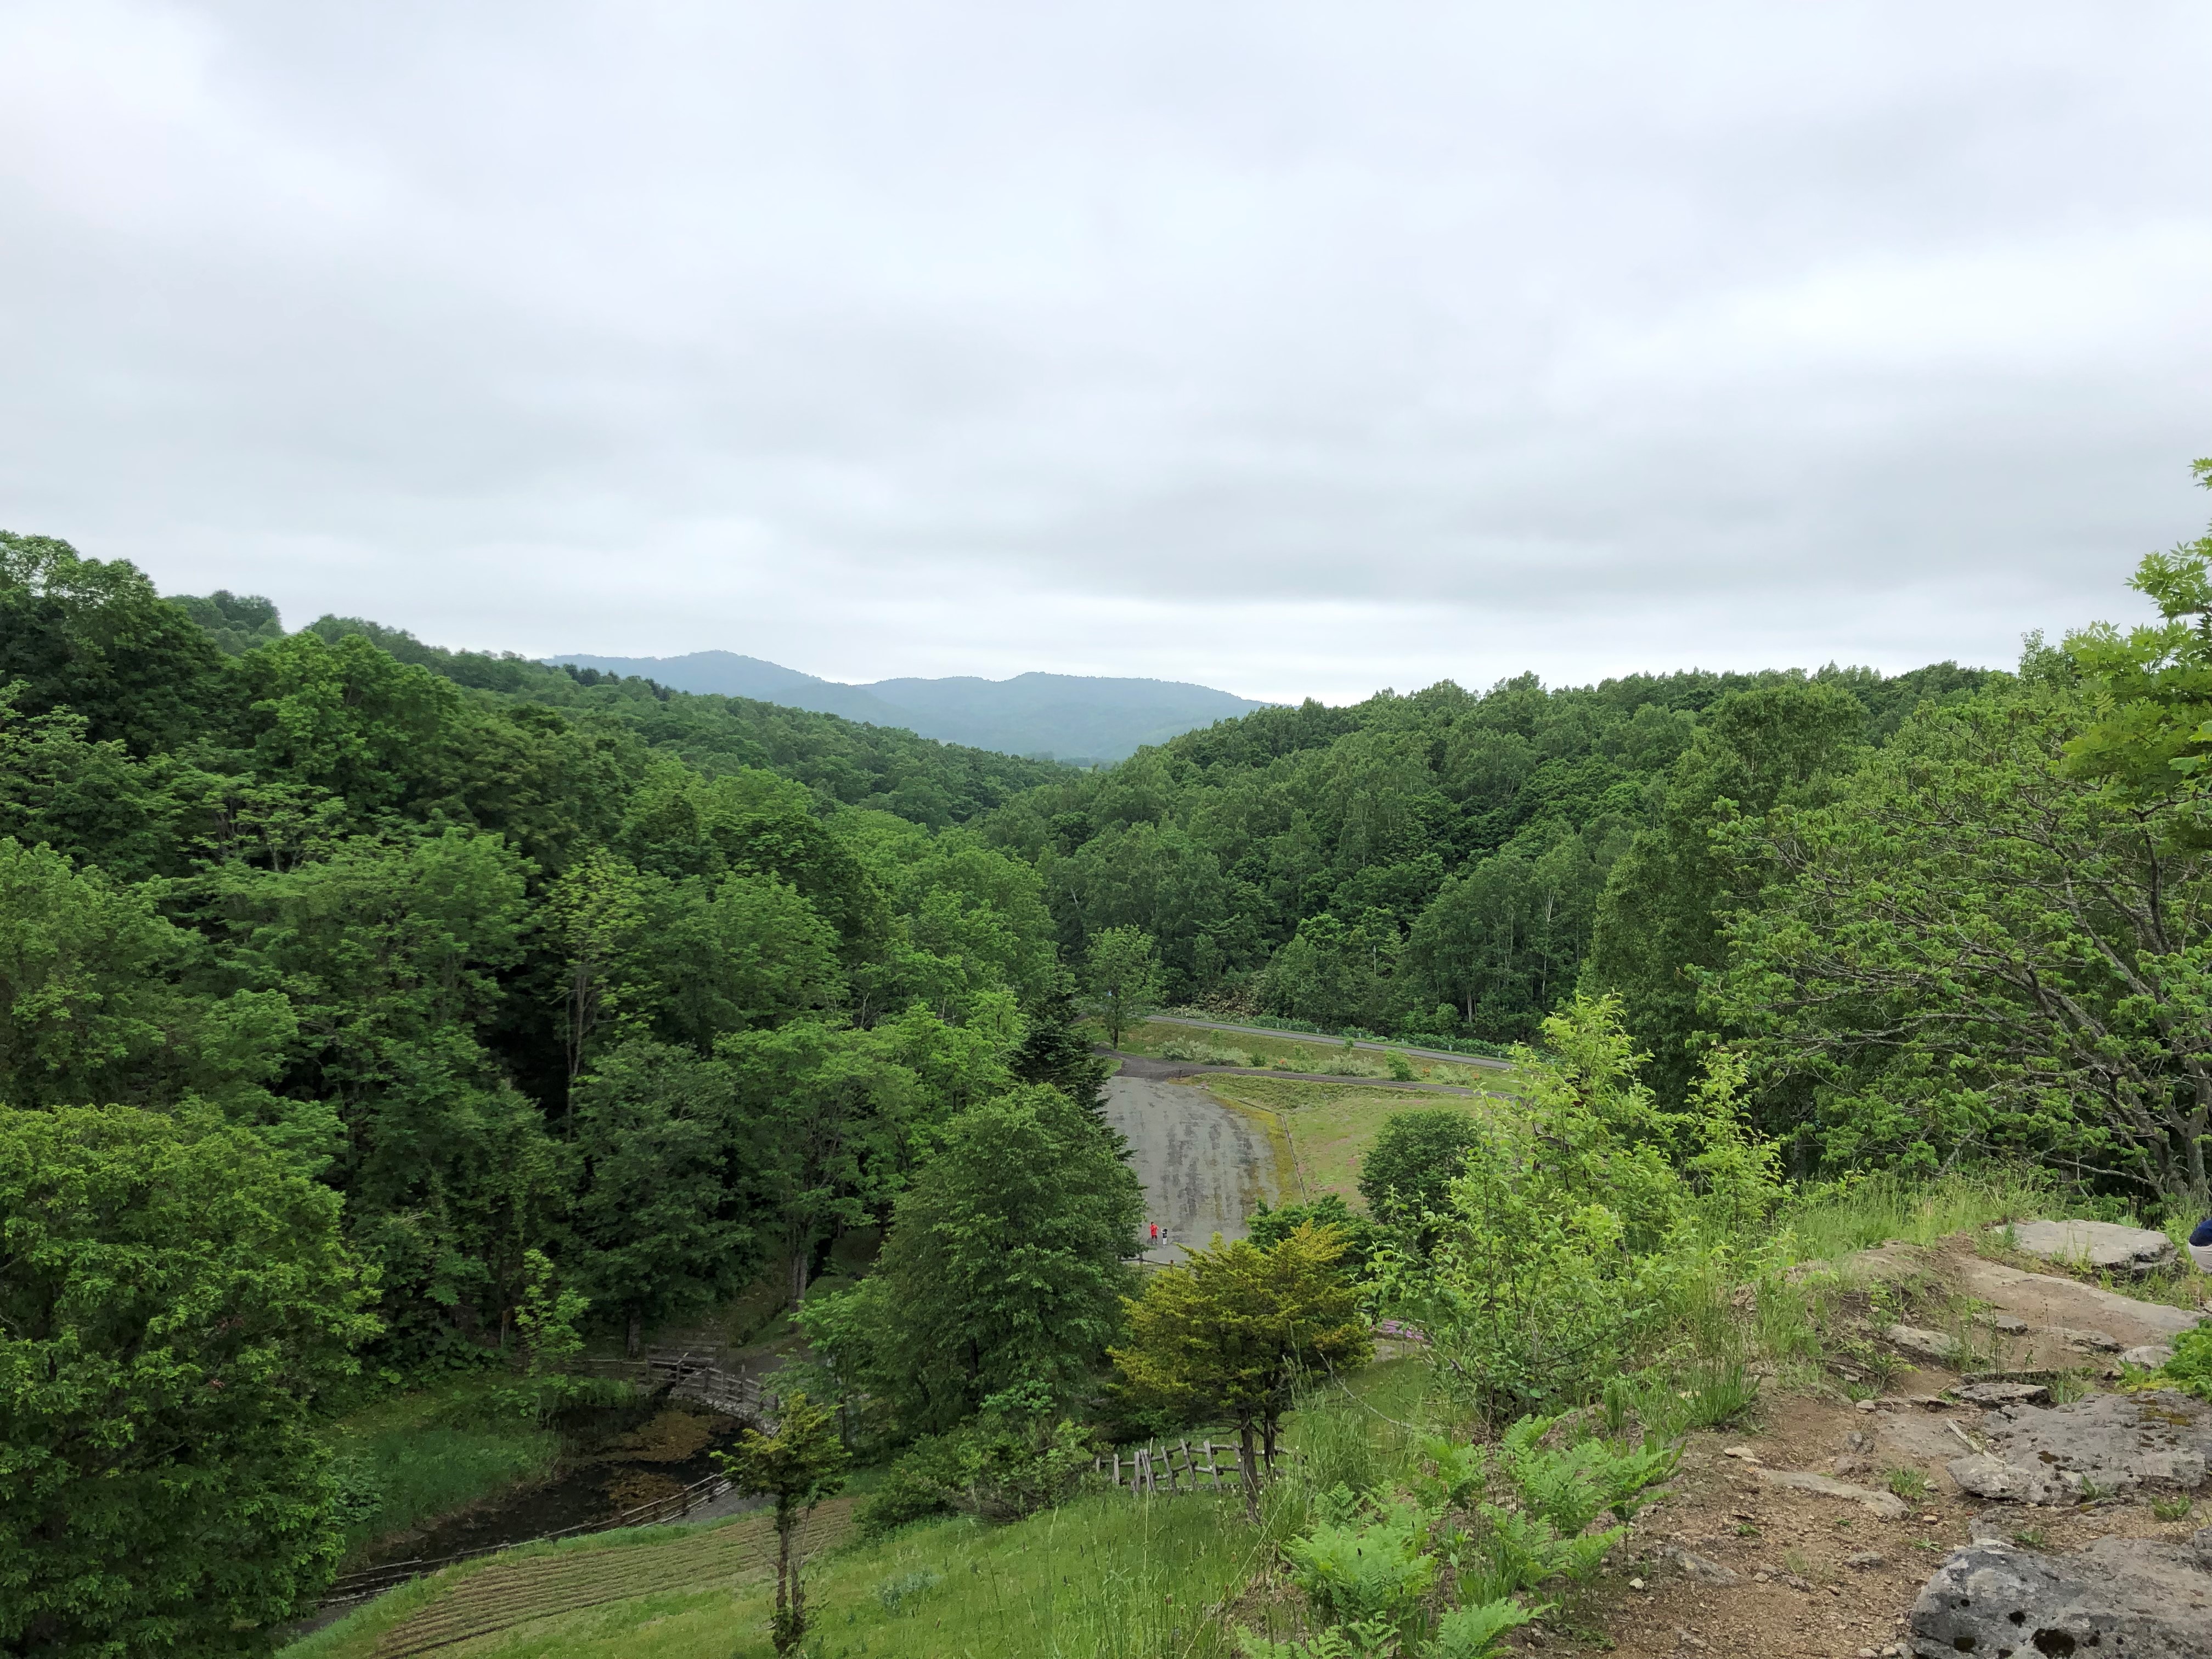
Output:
[{"xmin": 2191, "ymin": 1216, "xmax": 2212, "ymax": 1273}]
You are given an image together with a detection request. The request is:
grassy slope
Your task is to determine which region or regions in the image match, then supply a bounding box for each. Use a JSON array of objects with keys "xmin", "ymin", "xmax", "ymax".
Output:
[
  {"xmin": 292, "ymin": 1493, "xmax": 1260, "ymax": 1659},
  {"xmin": 1202, "ymin": 1075, "xmax": 1490, "ymax": 1209},
  {"xmin": 328, "ymin": 1375, "xmax": 559, "ymax": 1562},
  {"xmin": 1109, "ymin": 1020, "xmax": 1515, "ymax": 1089}
]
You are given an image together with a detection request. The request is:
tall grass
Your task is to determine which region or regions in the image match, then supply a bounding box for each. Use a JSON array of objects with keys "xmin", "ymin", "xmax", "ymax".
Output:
[
  {"xmin": 328, "ymin": 1374, "xmax": 560, "ymax": 1558},
  {"xmin": 296, "ymin": 1493, "xmax": 1265, "ymax": 1659},
  {"xmin": 1782, "ymin": 1167, "xmax": 2061, "ymax": 1264}
]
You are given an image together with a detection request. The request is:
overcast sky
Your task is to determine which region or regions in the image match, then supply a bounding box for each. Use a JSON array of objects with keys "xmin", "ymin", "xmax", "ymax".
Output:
[{"xmin": 2, "ymin": 3, "xmax": 2205, "ymax": 705}]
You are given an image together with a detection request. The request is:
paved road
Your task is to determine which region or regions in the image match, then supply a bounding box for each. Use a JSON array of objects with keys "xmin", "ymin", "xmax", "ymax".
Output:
[
  {"xmin": 1101, "ymin": 1073, "xmax": 1294, "ymax": 1264},
  {"xmin": 1149, "ymin": 1014, "xmax": 1511, "ymax": 1071}
]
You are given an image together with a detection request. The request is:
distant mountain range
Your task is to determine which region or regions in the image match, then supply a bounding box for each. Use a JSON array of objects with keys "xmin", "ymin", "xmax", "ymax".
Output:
[{"xmin": 548, "ymin": 651, "xmax": 1272, "ymax": 763}]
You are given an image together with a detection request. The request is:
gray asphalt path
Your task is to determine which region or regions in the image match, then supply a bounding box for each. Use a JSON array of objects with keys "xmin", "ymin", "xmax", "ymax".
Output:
[
  {"xmin": 1149, "ymin": 1014, "xmax": 1511, "ymax": 1071},
  {"xmin": 1102, "ymin": 1074, "xmax": 1293, "ymax": 1264}
]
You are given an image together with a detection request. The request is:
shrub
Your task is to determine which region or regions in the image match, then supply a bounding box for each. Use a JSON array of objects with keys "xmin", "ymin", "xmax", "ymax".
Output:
[
  {"xmin": 2160, "ymin": 1324, "xmax": 2212, "ymax": 1402},
  {"xmin": 862, "ymin": 1411, "xmax": 1096, "ymax": 1531}
]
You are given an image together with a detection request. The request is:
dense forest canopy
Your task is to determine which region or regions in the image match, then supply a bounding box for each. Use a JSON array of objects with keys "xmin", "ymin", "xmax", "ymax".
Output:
[{"xmin": 974, "ymin": 659, "xmax": 1990, "ymax": 1046}]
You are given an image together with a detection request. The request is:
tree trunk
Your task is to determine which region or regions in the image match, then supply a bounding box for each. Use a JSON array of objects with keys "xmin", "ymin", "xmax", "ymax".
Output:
[
  {"xmin": 789, "ymin": 1245, "xmax": 810, "ymax": 1312},
  {"xmin": 770, "ymin": 1506, "xmax": 799, "ymax": 1654},
  {"xmin": 1261, "ymin": 1410, "xmax": 1279, "ymax": 1475},
  {"xmin": 1237, "ymin": 1419, "xmax": 1261, "ymax": 1526},
  {"xmin": 625, "ymin": 1309, "xmax": 643, "ymax": 1360}
]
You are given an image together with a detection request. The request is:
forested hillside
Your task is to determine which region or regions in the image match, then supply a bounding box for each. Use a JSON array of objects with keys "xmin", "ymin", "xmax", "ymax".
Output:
[
  {"xmin": 0, "ymin": 529, "xmax": 1095, "ymax": 1360},
  {"xmin": 980, "ymin": 660, "xmax": 1989, "ymax": 1047}
]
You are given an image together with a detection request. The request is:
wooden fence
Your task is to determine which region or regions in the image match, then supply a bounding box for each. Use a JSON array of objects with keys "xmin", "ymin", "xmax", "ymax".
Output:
[
  {"xmin": 323, "ymin": 1356, "xmax": 777, "ymax": 1610},
  {"xmin": 1094, "ymin": 1437, "xmax": 1241, "ymax": 1495}
]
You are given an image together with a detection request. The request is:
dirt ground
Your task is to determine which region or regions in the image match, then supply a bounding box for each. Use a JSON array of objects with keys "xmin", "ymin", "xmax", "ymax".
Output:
[{"xmin": 1526, "ymin": 1235, "xmax": 2211, "ymax": 1658}]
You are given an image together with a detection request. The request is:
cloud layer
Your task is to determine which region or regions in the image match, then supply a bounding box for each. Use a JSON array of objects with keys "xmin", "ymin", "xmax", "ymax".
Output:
[{"xmin": 2, "ymin": 1, "xmax": 2205, "ymax": 703}]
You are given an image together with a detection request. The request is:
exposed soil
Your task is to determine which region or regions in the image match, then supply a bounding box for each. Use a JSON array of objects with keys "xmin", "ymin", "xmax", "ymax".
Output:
[
  {"xmin": 1521, "ymin": 1234, "xmax": 2211, "ymax": 1657},
  {"xmin": 1101, "ymin": 1070, "xmax": 1294, "ymax": 1261}
]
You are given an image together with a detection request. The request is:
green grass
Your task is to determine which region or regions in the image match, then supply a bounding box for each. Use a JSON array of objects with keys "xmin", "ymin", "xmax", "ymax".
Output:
[
  {"xmin": 300, "ymin": 1493, "xmax": 1263, "ymax": 1659},
  {"xmin": 1203, "ymin": 1076, "xmax": 1491, "ymax": 1209},
  {"xmin": 1105, "ymin": 1020, "xmax": 1521, "ymax": 1092},
  {"xmin": 1782, "ymin": 1168, "xmax": 2067, "ymax": 1265},
  {"xmin": 326, "ymin": 1373, "xmax": 560, "ymax": 1559}
]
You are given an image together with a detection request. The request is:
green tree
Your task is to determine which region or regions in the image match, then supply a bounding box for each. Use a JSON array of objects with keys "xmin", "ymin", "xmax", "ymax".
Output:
[
  {"xmin": 721, "ymin": 1020, "xmax": 915, "ymax": 1308},
  {"xmin": 1111, "ymin": 1223, "xmax": 1372, "ymax": 1521},
  {"xmin": 1582, "ymin": 681, "xmax": 1866, "ymax": 1108},
  {"xmin": 713, "ymin": 1393, "xmax": 850, "ymax": 1655},
  {"xmin": 1358, "ymin": 1108, "xmax": 1485, "ymax": 1242},
  {"xmin": 1084, "ymin": 924, "xmax": 1163, "ymax": 1047},
  {"xmin": 570, "ymin": 1040, "xmax": 751, "ymax": 1355},
  {"xmin": 0, "ymin": 837, "xmax": 190, "ymax": 1108},
  {"xmin": 0, "ymin": 1105, "xmax": 377, "ymax": 1656},
  {"xmin": 0, "ymin": 533, "xmax": 223, "ymax": 754},
  {"xmin": 1711, "ymin": 684, "xmax": 2212, "ymax": 1205},
  {"xmin": 800, "ymin": 1084, "xmax": 1143, "ymax": 1432}
]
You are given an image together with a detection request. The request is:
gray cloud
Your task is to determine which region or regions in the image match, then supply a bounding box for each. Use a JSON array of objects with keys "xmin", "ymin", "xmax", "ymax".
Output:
[{"xmin": 1, "ymin": 1, "xmax": 2204, "ymax": 704}]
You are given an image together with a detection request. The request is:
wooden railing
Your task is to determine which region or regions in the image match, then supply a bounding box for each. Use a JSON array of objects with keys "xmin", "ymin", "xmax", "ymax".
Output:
[{"xmin": 1094, "ymin": 1436, "xmax": 1240, "ymax": 1495}]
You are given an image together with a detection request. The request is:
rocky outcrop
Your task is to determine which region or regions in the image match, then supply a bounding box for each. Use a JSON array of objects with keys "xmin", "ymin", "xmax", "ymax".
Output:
[
  {"xmin": 1908, "ymin": 1531, "xmax": 2212, "ymax": 1658},
  {"xmin": 2002, "ymin": 1218, "xmax": 2177, "ymax": 1275},
  {"xmin": 1884, "ymin": 1324, "xmax": 1963, "ymax": 1364},
  {"xmin": 1946, "ymin": 1389, "xmax": 2212, "ymax": 1505}
]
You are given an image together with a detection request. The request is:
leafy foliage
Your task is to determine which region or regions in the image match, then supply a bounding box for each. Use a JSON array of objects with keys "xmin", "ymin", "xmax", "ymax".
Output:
[
  {"xmin": 798, "ymin": 1084, "xmax": 1143, "ymax": 1432},
  {"xmin": 0, "ymin": 1105, "xmax": 377, "ymax": 1656}
]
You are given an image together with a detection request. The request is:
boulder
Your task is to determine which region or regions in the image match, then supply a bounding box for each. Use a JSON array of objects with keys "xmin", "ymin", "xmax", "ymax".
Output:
[
  {"xmin": 1908, "ymin": 1532, "xmax": 2212, "ymax": 1658},
  {"xmin": 1946, "ymin": 1389, "xmax": 2212, "ymax": 1505},
  {"xmin": 1885, "ymin": 1324, "xmax": 1963, "ymax": 1364},
  {"xmin": 2121, "ymin": 1344, "xmax": 2177, "ymax": 1369},
  {"xmin": 1954, "ymin": 1381, "xmax": 2051, "ymax": 1408},
  {"xmin": 2003, "ymin": 1218, "xmax": 2177, "ymax": 1276}
]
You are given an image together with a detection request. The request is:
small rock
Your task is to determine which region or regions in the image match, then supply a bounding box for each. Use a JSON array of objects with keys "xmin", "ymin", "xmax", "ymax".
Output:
[
  {"xmin": 1628, "ymin": 1577, "xmax": 1644, "ymax": 1590},
  {"xmin": 1756, "ymin": 1466, "xmax": 1911, "ymax": 1519},
  {"xmin": 1858, "ymin": 1648, "xmax": 1878, "ymax": 1658},
  {"xmin": 2055, "ymin": 1325, "xmax": 2123, "ymax": 1352},
  {"xmin": 2003, "ymin": 1217, "xmax": 2179, "ymax": 1275},
  {"xmin": 1662, "ymin": 1547, "xmax": 1740, "ymax": 1586},
  {"xmin": 1909, "ymin": 1534, "xmax": 2212, "ymax": 1656},
  {"xmin": 1777, "ymin": 1571, "xmax": 1813, "ymax": 1592},
  {"xmin": 1751, "ymin": 1568, "xmax": 1770, "ymax": 1582},
  {"xmin": 2122, "ymin": 1344, "xmax": 2177, "ymax": 1369},
  {"xmin": 1981, "ymin": 1311, "xmax": 2030, "ymax": 1334},
  {"xmin": 1855, "ymin": 1398, "xmax": 1878, "ymax": 1412},
  {"xmin": 1833, "ymin": 1454, "xmax": 1872, "ymax": 1476},
  {"xmin": 1845, "ymin": 1551, "xmax": 1889, "ymax": 1570},
  {"xmin": 1722, "ymin": 1444, "xmax": 1761, "ymax": 1462},
  {"xmin": 1884, "ymin": 1324, "xmax": 1963, "ymax": 1363}
]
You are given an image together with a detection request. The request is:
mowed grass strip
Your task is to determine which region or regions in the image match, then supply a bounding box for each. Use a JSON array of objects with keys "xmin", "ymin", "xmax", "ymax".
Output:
[
  {"xmin": 287, "ymin": 1502, "xmax": 853, "ymax": 1659},
  {"xmin": 307, "ymin": 1491, "xmax": 1259, "ymax": 1659},
  {"xmin": 1201, "ymin": 1076, "xmax": 1493, "ymax": 1207}
]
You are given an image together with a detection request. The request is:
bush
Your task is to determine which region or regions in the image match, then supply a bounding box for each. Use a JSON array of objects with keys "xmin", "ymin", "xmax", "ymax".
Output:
[
  {"xmin": 2158, "ymin": 1324, "xmax": 2212, "ymax": 1401},
  {"xmin": 861, "ymin": 1412, "xmax": 1097, "ymax": 1532}
]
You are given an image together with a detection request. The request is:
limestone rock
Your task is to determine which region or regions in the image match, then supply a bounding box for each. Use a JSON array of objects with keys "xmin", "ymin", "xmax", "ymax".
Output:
[
  {"xmin": 2055, "ymin": 1325, "xmax": 2122, "ymax": 1353},
  {"xmin": 1755, "ymin": 1466, "xmax": 1909, "ymax": 1518},
  {"xmin": 2004, "ymin": 1218, "xmax": 2177, "ymax": 1276},
  {"xmin": 2121, "ymin": 1344, "xmax": 2177, "ymax": 1369},
  {"xmin": 1884, "ymin": 1324, "xmax": 1963, "ymax": 1364},
  {"xmin": 1908, "ymin": 1535, "xmax": 2212, "ymax": 1657},
  {"xmin": 1946, "ymin": 1389, "xmax": 2212, "ymax": 1505},
  {"xmin": 1954, "ymin": 1381, "xmax": 2051, "ymax": 1408}
]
